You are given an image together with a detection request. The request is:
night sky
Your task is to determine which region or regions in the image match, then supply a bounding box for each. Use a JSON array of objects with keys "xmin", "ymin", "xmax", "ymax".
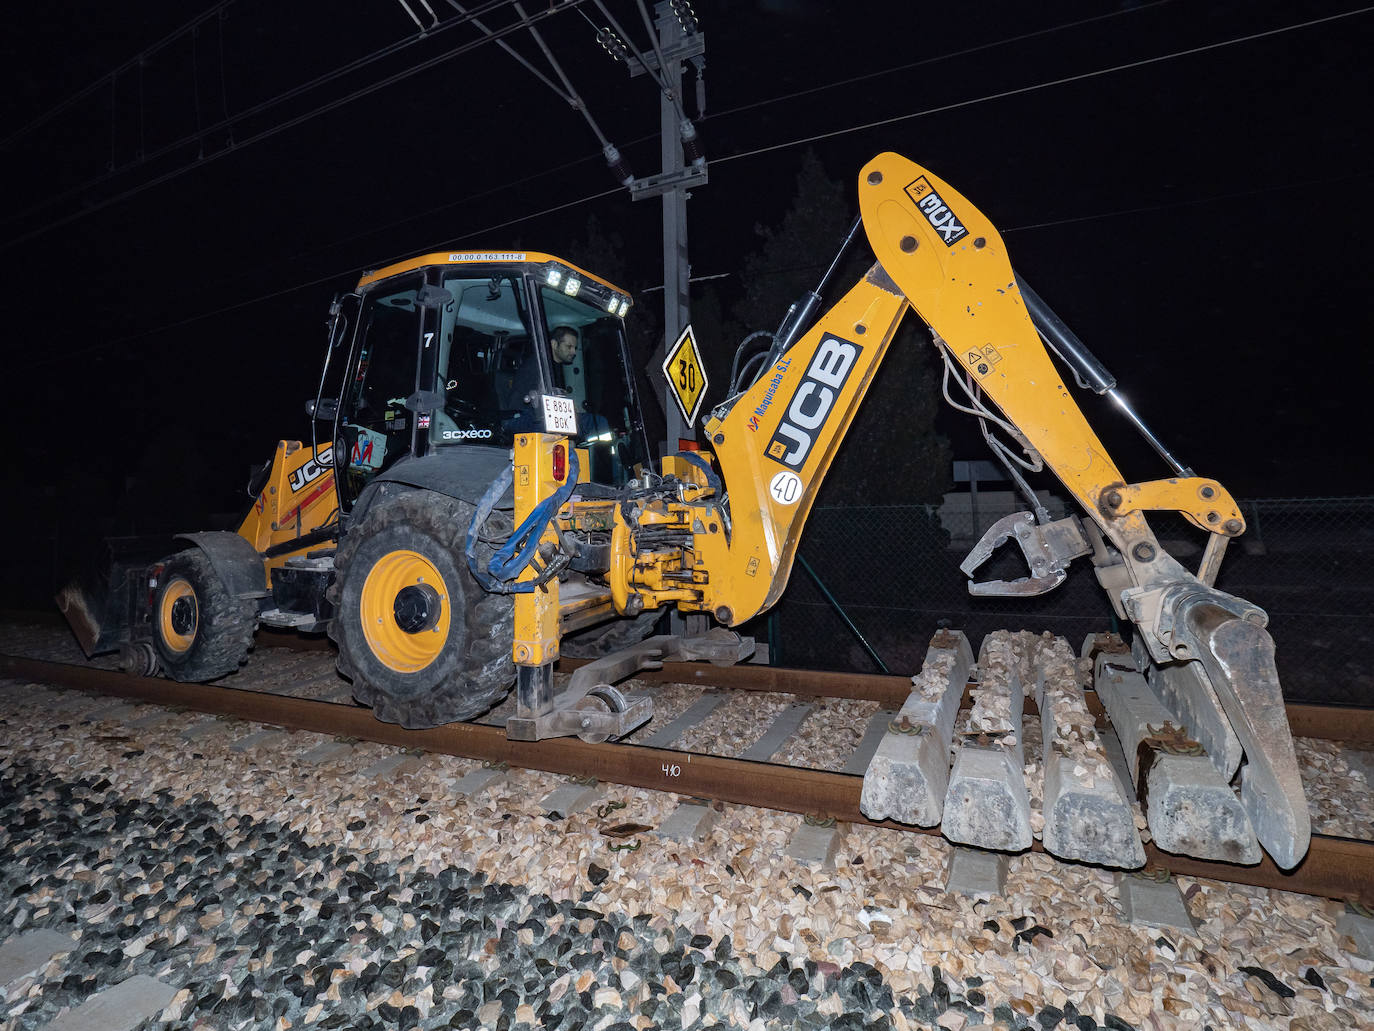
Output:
[{"xmin": 2, "ymin": 0, "xmax": 1371, "ymax": 602}]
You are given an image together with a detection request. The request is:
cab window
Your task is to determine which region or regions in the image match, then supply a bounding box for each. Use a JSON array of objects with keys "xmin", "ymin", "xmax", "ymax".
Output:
[
  {"xmin": 538, "ymin": 285, "xmax": 647, "ymax": 485},
  {"xmin": 430, "ymin": 272, "xmax": 540, "ymax": 448},
  {"xmin": 338, "ymin": 275, "xmax": 421, "ymax": 506}
]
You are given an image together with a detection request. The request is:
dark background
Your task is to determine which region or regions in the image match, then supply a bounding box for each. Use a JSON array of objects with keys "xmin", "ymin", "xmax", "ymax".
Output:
[{"xmin": 2, "ymin": 0, "xmax": 1371, "ymax": 612}]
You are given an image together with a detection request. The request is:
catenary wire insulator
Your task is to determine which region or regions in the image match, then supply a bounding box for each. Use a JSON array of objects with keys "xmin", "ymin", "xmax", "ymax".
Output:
[
  {"xmin": 633, "ymin": 0, "xmax": 690, "ymax": 124},
  {"xmin": 596, "ymin": 26, "xmax": 631, "ymax": 64},
  {"xmin": 669, "ymin": 0, "xmax": 699, "ymax": 34},
  {"xmin": 679, "ymin": 118, "xmax": 704, "ymax": 167},
  {"xmin": 604, "ymin": 144, "xmax": 634, "ymax": 187}
]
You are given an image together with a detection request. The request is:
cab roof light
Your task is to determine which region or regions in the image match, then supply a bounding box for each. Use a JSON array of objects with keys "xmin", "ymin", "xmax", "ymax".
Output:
[
  {"xmin": 546, "ymin": 268, "xmax": 563, "ymax": 287},
  {"xmin": 563, "ymin": 276, "xmax": 581, "ymax": 297}
]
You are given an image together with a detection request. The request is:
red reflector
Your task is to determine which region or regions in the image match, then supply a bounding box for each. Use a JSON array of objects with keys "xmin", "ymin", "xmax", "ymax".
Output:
[
  {"xmin": 552, "ymin": 443, "xmax": 566, "ymax": 482},
  {"xmin": 678, "ymin": 438, "xmax": 700, "ymax": 452}
]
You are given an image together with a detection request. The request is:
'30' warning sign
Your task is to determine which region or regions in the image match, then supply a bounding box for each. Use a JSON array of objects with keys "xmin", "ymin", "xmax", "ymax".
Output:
[{"xmin": 662, "ymin": 325, "xmax": 708, "ymax": 427}]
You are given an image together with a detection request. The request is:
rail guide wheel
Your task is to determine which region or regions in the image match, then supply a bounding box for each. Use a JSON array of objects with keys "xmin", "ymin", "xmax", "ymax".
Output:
[{"xmin": 571, "ymin": 685, "xmax": 632, "ymax": 743}]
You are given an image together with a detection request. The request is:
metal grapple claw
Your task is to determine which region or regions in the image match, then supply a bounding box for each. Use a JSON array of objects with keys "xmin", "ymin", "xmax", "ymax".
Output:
[
  {"xmin": 960, "ymin": 512, "xmax": 1092, "ymax": 598},
  {"xmin": 1163, "ymin": 589, "xmax": 1311, "ymax": 870}
]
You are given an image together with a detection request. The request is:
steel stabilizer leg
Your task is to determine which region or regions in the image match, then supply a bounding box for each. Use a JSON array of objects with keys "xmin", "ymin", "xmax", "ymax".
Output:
[
  {"xmin": 1172, "ymin": 598, "xmax": 1310, "ymax": 870},
  {"xmin": 505, "ymin": 630, "xmax": 753, "ymax": 742}
]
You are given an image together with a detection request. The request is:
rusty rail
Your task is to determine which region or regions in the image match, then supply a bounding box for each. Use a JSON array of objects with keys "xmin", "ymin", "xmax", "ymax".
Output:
[
  {"xmin": 559, "ymin": 656, "xmax": 1374, "ymax": 743},
  {"xmin": 2, "ymin": 652, "xmax": 1370, "ymax": 904}
]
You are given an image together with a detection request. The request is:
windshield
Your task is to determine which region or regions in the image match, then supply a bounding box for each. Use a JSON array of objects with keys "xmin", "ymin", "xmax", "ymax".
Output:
[
  {"xmin": 538, "ymin": 284, "xmax": 647, "ymax": 485},
  {"xmin": 425, "ymin": 266, "xmax": 646, "ymax": 486},
  {"xmin": 430, "ymin": 271, "xmax": 538, "ymax": 449}
]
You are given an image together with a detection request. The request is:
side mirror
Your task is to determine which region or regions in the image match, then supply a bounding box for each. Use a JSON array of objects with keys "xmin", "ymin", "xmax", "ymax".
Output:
[{"xmin": 306, "ymin": 397, "xmax": 339, "ymax": 420}]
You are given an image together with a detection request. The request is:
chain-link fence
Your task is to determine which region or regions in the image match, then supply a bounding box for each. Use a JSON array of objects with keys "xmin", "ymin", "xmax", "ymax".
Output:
[{"xmin": 765, "ymin": 496, "xmax": 1374, "ymax": 707}]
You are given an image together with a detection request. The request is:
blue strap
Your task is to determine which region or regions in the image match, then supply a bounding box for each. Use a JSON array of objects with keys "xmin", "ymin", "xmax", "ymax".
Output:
[{"xmin": 466, "ymin": 449, "xmax": 580, "ymax": 594}]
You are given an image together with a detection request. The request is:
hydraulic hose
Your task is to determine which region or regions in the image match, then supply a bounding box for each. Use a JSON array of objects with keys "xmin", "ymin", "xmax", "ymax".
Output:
[{"xmin": 466, "ymin": 449, "xmax": 581, "ymax": 594}]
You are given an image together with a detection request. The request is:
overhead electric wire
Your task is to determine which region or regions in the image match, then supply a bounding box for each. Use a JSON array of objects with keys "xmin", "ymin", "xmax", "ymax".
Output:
[
  {"xmin": 0, "ymin": 0, "xmax": 584, "ymax": 250},
  {"xmin": 0, "ymin": 0, "xmax": 563, "ymax": 234},
  {"xmin": 10, "ymin": 5, "xmax": 1372, "ymax": 366},
  {"xmin": 1001, "ymin": 170, "xmax": 1374, "ymax": 235},
  {"xmin": 0, "ymin": 0, "xmax": 1188, "ymax": 247},
  {"xmin": 511, "ymin": 0, "xmax": 616, "ymax": 151},
  {"xmin": 702, "ymin": 0, "xmax": 1178, "ymax": 125},
  {"xmin": 11, "ymin": 181, "xmax": 621, "ymax": 374},
  {"xmin": 589, "ymin": 1, "xmax": 665, "ymax": 92},
  {"xmin": 632, "ymin": 0, "xmax": 689, "ymax": 123},
  {"xmin": 16, "ymin": 162, "xmax": 1362, "ymax": 378},
  {"xmin": 712, "ymin": 5, "xmax": 1374, "ymax": 167},
  {"xmin": 163, "ymin": 0, "xmax": 1189, "ymax": 279},
  {"xmin": 0, "ymin": 2, "xmax": 235, "ymax": 149},
  {"xmin": 445, "ymin": 0, "xmax": 575, "ymax": 103}
]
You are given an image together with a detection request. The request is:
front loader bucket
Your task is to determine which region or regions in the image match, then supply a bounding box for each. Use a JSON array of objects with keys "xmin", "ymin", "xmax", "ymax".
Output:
[
  {"xmin": 55, "ymin": 580, "xmax": 107, "ymax": 657},
  {"xmin": 56, "ymin": 535, "xmax": 177, "ymax": 657},
  {"xmin": 1170, "ymin": 597, "xmax": 1311, "ymax": 870}
]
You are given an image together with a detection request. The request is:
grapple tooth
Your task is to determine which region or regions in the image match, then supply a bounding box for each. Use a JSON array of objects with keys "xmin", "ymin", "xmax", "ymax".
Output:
[
  {"xmin": 959, "ymin": 511, "xmax": 1084, "ymax": 598},
  {"xmin": 1171, "ymin": 598, "xmax": 1310, "ymax": 870}
]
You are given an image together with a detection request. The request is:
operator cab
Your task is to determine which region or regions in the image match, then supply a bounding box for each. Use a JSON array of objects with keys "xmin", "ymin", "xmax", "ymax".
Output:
[{"xmin": 323, "ymin": 251, "xmax": 648, "ymax": 509}]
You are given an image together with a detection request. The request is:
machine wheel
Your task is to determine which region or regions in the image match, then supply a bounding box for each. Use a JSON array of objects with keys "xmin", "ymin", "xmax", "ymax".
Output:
[
  {"xmin": 330, "ymin": 491, "xmax": 514, "ymax": 728},
  {"xmin": 152, "ymin": 550, "xmax": 256, "ymax": 682},
  {"xmin": 559, "ymin": 609, "xmax": 663, "ymax": 659}
]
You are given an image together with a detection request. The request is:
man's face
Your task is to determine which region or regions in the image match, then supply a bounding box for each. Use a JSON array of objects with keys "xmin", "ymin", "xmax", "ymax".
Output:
[{"xmin": 551, "ymin": 331, "xmax": 578, "ymax": 365}]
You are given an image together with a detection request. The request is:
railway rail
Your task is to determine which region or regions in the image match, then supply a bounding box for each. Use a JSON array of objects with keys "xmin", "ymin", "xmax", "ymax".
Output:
[{"xmin": 2, "ymin": 647, "xmax": 1370, "ymax": 906}]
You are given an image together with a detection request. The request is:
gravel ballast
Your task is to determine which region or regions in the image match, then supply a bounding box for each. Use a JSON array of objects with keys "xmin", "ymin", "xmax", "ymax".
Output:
[
  {"xmin": 1, "ymin": 673, "xmax": 1371, "ymax": 1031},
  {"xmin": 2, "ymin": 621, "xmax": 1373, "ymax": 1030}
]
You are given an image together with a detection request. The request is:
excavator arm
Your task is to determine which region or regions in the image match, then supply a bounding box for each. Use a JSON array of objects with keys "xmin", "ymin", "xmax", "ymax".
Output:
[
  {"xmin": 503, "ymin": 152, "xmax": 1306, "ymax": 868},
  {"xmin": 588, "ymin": 153, "xmax": 1308, "ymax": 869}
]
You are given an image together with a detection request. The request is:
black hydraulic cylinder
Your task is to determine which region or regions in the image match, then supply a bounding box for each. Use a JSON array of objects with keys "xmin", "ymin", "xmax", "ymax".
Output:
[
  {"xmin": 1014, "ymin": 274, "xmax": 1116, "ymax": 395},
  {"xmin": 1015, "ymin": 273, "xmax": 1189, "ymax": 475},
  {"xmin": 773, "ymin": 217, "xmax": 864, "ymax": 356}
]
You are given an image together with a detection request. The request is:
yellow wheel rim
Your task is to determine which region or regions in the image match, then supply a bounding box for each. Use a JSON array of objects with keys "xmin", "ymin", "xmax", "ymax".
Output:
[
  {"xmin": 359, "ymin": 549, "xmax": 451, "ymax": 674},
  {"xmin": 158, "ymin": 578, "xmax": 198, "ymax": 654}
]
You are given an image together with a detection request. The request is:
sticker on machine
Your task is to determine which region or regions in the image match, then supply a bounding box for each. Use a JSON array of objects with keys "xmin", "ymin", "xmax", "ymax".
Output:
[
  {"xmin": 905, "ymin": 176, "xmax": 968, "ymax": 246},
  {"xmin": 768, "ymin": 471, "xmax": 803, "ymax": 506},
  {"xmin": 541, "ymin": 394, "xmax": 578, "ymax": 436}
]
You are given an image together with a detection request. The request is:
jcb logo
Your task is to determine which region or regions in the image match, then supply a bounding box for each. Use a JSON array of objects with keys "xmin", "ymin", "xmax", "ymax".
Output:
[
  {"xmin": 905, "ymin": 176, "xmax": 968, "ymax": 246},
  {"xmin": 288, "ymin": 446, "xmax": 333, "ymax": 493},
  {"xmin": 764, "ymin": 336, "xmax": 863, "ymax": 468}
]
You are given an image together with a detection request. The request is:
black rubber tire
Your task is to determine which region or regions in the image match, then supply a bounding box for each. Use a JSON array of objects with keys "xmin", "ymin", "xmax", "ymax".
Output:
[
  {"xmin": 329, "ymin": 491, "xmax": 514, "ymax": 728},
  {"xmin": 152, "ymin": 550, "xmax": 256, "ymax": 682},
  {"xmin": 559, "ymin": 608, "xmax": 664, "ymax": 659}
]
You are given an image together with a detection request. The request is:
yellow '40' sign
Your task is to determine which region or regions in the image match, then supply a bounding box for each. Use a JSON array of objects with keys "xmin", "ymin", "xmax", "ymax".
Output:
[{"xmin": 662, "ymin": 324, "xmax": 708, "ymax": 427}]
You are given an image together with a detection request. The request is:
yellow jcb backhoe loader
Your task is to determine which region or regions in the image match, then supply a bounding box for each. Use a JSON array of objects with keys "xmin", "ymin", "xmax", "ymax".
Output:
[{"xmin": 60, "ymin": 153, "xmax": 1309, "ymax": 871}]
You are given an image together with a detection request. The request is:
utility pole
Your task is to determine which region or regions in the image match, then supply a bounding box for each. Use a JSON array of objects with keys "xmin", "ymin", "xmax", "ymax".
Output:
[{"xmin": 624, "ymin": 1, "xmax": 706, "ymax": 456}]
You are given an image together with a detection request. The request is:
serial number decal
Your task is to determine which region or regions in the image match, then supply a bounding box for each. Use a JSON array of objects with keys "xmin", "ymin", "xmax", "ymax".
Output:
[
  {"xmin": 904, "ymin": 176, "xmax": 968, "ymax": 246},
  {"xmin": 764, "ymin": 335, "xmax": 863, "ymax": 469},
  {"xmin": 448, "ymin": 252, "xmax": 526, "ymax": 262}
]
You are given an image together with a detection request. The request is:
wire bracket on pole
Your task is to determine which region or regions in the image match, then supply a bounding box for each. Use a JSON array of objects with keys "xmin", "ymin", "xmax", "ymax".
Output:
[{"xmin": 628, "ymin": 164, "xmax": 708, "ymax": 201}]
